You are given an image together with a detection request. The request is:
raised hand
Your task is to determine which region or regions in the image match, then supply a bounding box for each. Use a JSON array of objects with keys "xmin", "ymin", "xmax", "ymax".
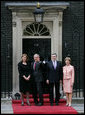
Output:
[{"xmin": 46, "ymin": 79, "xmax": 49, "ymax": 84}]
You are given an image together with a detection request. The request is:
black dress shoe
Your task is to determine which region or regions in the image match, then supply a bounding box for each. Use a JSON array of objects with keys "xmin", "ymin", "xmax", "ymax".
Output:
[
  {"xmin": 35, "ymin": 102, "xmax": 39, "ymax": 106},
  {"xmin": 35, "ymin": 103, "xmax": 38, "ymax": 106},
  {"xmin": 34, "ymin": 100, "xmax": 39, "ymax": 105},
  {"xmin": 50, "ymin": 103, "xmax": 53, "ymax": 106},
  {"xmin": 56, "ymin": 102, "xmax": 59, "ymax": 105},
  {"xmin": 37, "ymin": 103, "xmax": 43, "ymax": 106},
  {"xmin": 26, "ymin": 102, "xmax": 31, "ymax": 106}
]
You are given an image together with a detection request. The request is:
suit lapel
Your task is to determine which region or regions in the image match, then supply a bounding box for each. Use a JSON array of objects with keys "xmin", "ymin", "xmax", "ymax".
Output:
[
  {"xmin": 35, "ymin": 62, "xmax": 40, "ymax": 70},
  {"xmin": 56, "ymin": 61, "xmax": 58, "ymax": 69},
  {"xmin": 51, "ymin": 60, "xmax": 59, "ymax": 70},
  {"xmin": 35, "ymin": 62, "xmax": 38, "ymax": 70},
  {"xmin": 32, "ymin": 62, "xmax": 34, "ymax": 69},
  {"xmin": 50, "ymin": 60, "xmax": 54, "ymax": 69}
]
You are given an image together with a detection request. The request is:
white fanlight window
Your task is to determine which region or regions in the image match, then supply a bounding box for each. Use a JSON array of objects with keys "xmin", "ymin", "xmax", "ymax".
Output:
[{"xmin": 23, "ymin": 22, "xmax": 51, "ymax": 36}]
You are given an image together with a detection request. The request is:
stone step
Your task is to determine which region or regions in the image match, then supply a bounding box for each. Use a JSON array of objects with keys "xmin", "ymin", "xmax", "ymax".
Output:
[{"xmin": 72, "ymin": 98, "xmax": 84, "ymax": 104}]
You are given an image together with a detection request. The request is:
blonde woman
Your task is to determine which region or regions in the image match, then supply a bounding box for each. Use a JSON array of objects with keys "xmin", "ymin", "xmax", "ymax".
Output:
[
  {"xmin": 63, "ymin": 57, "xmax": 75, "ymax": 106},
  {"xmin": 18, "ymin": 54, "xmax": 31, "ymax": 106}
]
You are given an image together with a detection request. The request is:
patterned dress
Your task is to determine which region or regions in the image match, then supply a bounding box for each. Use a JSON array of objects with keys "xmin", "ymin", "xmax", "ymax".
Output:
[{"xmin": 63, "ymin": 65, "xmax": 75, "ymax": 93}]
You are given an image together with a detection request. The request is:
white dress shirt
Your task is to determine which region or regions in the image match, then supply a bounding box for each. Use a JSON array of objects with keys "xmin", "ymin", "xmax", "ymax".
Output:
[{"xmin": 52, "ymin": 60, "xmax": 57, "ymax": 69}]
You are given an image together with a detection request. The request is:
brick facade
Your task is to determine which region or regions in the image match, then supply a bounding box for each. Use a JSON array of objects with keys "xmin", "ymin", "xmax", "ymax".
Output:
[
  {"xmin": 1, "ymin": 1, "xmax": 12, "ymax": 92},
  {"xmin": 1, "ymin": 1, "xmax": 84, "ymax": 92},
  {"xmin": 62, "ymin": 1, "xmax": 84, "ymax": 89}
]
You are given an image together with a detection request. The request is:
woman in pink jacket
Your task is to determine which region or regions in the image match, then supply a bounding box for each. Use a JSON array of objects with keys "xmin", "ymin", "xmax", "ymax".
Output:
[{"xmin": 63, "ymin": 57, "xmax": 75, "ymax": 106}]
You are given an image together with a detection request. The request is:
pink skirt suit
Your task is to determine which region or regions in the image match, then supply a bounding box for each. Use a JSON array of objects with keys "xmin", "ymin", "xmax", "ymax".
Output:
[{"xmin": 63, "ymin": 65, "xmax": 75, "ymax": 93}]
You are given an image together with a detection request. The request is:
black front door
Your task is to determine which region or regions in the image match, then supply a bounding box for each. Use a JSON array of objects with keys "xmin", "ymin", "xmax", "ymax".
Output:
[
  {"xmin": 22, "ymin": 38, "xmax": 51, "ymax": 94},
  {"xmin": 23, "ymin": 38, "xmax": 51, "ymax": 62}
]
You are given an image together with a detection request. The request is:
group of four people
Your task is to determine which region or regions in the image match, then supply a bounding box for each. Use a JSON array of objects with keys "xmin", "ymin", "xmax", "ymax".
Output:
[{"xmin": 18, "ymin": 53, "xmax": 74, "ymax": 107}]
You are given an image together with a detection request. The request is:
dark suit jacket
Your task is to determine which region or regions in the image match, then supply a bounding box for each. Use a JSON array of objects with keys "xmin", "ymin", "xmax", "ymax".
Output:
[
  {"xmin": 46, "ymin": 60, "xmax": 63, "ymax": 83},
  {"xmin": 31, "ymin": 61, "xmax": 44, "ymax": 82}
]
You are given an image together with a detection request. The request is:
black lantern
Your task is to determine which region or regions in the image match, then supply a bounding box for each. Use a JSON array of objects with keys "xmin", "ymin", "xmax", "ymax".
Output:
[{"xmin": 33, "ymin": 2, "xmax": 45, "ymax": 23}]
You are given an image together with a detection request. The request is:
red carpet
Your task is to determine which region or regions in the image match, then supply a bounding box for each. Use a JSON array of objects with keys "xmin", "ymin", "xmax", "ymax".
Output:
[{"xmin": 12, "ymin": 94, "xmax": 78, "ymax": 114}]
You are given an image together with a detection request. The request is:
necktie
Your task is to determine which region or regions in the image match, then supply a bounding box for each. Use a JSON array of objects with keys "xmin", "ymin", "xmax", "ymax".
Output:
[{"xmin": 53, "ymin": 61, "xmax": 56, "ymax": 69}]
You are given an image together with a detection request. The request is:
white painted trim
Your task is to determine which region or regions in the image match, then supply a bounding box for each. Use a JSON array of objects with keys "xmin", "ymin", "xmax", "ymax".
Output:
[
  {"xmin": 22, "ymin": 36, "xmax": 51, "ymax": 39},
  {"xmin": 12, "ymin": 10, "xmax": 65, "ymax": 97}
]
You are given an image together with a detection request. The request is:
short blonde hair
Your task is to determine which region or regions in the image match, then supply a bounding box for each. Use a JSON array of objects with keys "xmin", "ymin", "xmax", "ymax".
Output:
[
  {"xmin": 64, "ymin": 57, "xmax": 71, "ymax": 63},
  {"xmin": 21, "ymin": 54, "xmax": 28, "ymax": 62}
]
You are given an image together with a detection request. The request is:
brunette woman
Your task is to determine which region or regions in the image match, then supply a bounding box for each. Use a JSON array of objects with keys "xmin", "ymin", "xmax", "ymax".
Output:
[{"xmin": 18, "ymin": 54, "xmax": 31, "ymax": 106}]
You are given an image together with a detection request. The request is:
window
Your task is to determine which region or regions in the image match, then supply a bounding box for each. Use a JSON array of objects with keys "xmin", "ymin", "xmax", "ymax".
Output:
[{"xmin": 23, "ymin": 22, "xmax": 51, "ymax": 36}]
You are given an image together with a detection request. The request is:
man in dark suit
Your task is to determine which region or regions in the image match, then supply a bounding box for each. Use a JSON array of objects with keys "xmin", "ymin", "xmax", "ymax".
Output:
[
  {"xmin": 31, "ymin": 54, "xmax": 44, "ymax": 106},
  {"xmin": 46, "ymin": 53, "xmax": 63, "ymax": 106}
]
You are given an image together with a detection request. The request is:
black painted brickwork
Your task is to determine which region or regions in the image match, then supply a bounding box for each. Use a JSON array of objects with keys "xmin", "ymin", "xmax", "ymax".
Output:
[{"xmin": 1, "ymin": 1, "xmax": 84, "ymax": 92}]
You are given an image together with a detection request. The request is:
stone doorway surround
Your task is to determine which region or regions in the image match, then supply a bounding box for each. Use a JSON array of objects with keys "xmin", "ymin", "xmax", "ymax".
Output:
[{"xmin": 5, "ymin": 2, "xmax": 69, "ymax": 98}]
